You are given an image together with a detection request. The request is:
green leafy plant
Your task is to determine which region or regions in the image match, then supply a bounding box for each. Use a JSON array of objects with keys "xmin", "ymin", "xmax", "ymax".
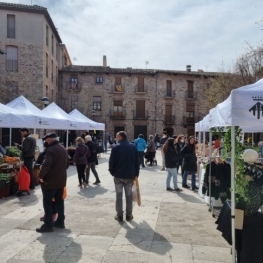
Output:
[
  {"xmin": 223, "ymin": 126, "xmax": 249, "ymax": 202},
  {"xmin": 6, "ymin": 147, "xmax": 21, "ymax": 157}
]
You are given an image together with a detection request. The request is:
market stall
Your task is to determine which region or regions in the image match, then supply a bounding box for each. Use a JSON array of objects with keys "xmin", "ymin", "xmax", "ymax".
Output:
[{"xmin": 200, "ymin": 77, "xmax": 263, "ymax": 262}]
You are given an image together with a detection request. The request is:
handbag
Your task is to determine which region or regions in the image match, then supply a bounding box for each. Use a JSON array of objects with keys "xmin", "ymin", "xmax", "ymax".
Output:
[{"xmin": 78, "ymin": 154, "xmax": 86, "ymax": 161}]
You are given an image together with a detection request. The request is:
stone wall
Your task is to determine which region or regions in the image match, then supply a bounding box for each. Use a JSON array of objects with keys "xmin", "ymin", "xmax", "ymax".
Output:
[{"xmin": 60, "ymin": 70, "xmax": 212, "ymax": 140}]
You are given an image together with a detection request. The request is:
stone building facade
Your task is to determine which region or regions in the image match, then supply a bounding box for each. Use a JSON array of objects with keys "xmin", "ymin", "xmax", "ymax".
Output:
[
  {"xmin": 0, "ymin": 2, "xmax": 71, "ymax": 145},
  {"xmin": 60, "ymin": 58, "xmax": 217, "ymax": 140},
  {"xmin": 0, "ymin": 3, "xmax": 71, "ymax": 108}
]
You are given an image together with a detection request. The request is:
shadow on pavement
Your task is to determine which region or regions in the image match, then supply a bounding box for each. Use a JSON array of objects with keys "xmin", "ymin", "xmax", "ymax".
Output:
[
  {"xmin": 37, "ymin": 230, "xmax": 82, "ymax": 263},
  {"xmin": 78, "ymin": 185, "xmax": 108, "ymax": 198},
  {"xmin": 120, "ymin": 220, "xmax": 172, "ymax": 255},
  {"xmin": 174, "ymin": 191, "xmax": 205, "ymax": 204}
]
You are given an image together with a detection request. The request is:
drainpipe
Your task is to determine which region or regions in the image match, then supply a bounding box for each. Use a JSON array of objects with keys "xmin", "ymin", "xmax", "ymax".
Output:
[{"xmin": 154, "ymin": 71, "xmax": 158, "ymax": 134}]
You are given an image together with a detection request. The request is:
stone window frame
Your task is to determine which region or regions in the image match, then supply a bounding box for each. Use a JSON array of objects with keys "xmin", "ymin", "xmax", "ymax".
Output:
[
  {"xmin": 7, "ymin": 14, "xmax": 15, "ymax": 39},
  {"xmin": 93, "ymin": 96, "xmax": 102, "ymax": 111},
  {"xmin": 95, "ymin": 75, "xmax": 103, "ymax": 84},
  {"xmin": 6, "ymin": 45, "xmax": 18, "ymax": 72}
]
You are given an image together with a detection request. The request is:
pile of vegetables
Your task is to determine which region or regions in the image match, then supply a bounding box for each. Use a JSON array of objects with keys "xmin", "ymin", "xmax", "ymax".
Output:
[
  {"xmin": 4, "ymin": 156, "xmax": 20, "ymax": 163},
  {"xmin": 0, "ymin": 157, "xmax": 4, "ymax": 165},
  {"xmin": 0, "ymin": 173, "xmax": 11, "ymax": 188},
  {"xmin": 6, "ymin": 147, "xmax": 21, "ymax": 157}
]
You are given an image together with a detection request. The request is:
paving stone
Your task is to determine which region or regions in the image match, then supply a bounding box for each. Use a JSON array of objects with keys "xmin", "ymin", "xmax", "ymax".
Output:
[{"xmin": 0, "ymin": 151, "xmax": 232, "ymax": 263}]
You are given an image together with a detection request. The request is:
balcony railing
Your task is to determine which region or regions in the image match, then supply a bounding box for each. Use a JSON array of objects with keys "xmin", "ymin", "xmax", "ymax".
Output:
[
  {"xmin": 133, "ymin": 110, "xmax": 149, "ymax": 120},
  {"xmin": 111, "ymin": 84, "xmax": 125, "ymax": 93},
  {"xmin": 164, "ymin": 115, "xmax": 175, "ymax": 125},
  {"xmin": 69, "ymin": 83, "xmax": 82, "ymax": 92},
  {"xmin": 134, "ymin": 85, "xmax": 148, "ymax": 93},
  {"xmin": 110, "ymin": 109, "xmax": 126, "ymax": 120},
  {"xmin": 185, "ymin": 91, "xmax": 197, "ymax": 99},
  {"xmin": 164, "ymin": 91, "xmax": 175, "ymax": 99},
  {"xmin": 183, "ymin": 116, "xmax": 200, "ymax": 125}
]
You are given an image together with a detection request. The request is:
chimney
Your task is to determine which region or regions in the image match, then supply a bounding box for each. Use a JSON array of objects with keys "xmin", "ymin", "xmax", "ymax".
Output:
[
  {"xmin": 186, "ymin": 65, "xmax": 191, "ymax": 72},
  {"xmin": 103, "ymin": 55, "xmax": 107, "ymax": 67}
]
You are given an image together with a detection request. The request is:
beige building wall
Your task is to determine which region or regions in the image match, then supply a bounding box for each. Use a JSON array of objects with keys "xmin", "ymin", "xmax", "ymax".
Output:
[{"xmin": 0, "ymin": 4, "xmax": 70, "ymax": 109}]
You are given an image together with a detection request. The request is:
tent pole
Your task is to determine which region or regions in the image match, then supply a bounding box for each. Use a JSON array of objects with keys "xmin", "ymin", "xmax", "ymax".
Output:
[
  {"xmin": 208, "ymin": 130, "xmax": 212, "ymax": 211},
  {"xmin": 66, "ymin": 130, "xmax": 69, "ymax": 150},
  {"xmin": 9, "ymin": 128, "xmax": 12, "ymax": 147},
  {"xmin": 231, "ymin": 126, "xmax": 236, "ymax": 263},
  {"xmin": 203, "ymin": 131, "xmax": 205, "ymax": 157}
]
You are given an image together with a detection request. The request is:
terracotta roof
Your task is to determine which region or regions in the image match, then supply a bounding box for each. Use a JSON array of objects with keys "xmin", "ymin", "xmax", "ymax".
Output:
[
  {"xmin": 60, "ymin": 65, "xmax": 218, "ymax": 76},
  {"xmin": 0, "ymin": 2, "xmax": 62, "ymax": 43}
]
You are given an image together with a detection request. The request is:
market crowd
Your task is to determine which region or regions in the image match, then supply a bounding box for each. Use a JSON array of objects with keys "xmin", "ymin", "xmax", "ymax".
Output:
[{"xmin": 0, "ymin": 128, "xmax": 205, "ymax": 232}]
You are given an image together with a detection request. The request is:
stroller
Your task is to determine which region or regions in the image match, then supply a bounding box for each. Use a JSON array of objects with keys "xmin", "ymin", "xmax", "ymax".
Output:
[{"xmin": 144, "ymin": 151, "xmax": 157, "ymax": 166}]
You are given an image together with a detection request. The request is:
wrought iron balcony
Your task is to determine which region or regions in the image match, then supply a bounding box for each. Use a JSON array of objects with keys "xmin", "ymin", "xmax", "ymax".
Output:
[
  {"xmin": 132, "ymin": 110, "xmax": 149, "ymax": 120},
  {"xmin": 185, "ymin": 91, "xmax": 197, "ymax": 99},
  {"xmin": 183, "ymin": 116, "xmax": 200, "ymax": 125},
  {"xmin": 111, "ymin": 84, "xmax": 125, "ymax": 93},
  {"xmin": 164, "ymin": 115, "xmax": 175, "ymax": 125},
  {"xmin": 164, "ymin": 91, "xmax": 175, "ymax": 99},
  {"xmin": 110, "ymin": 109, "xmax": 126, "ymax": 120},
  {"xmin": 134, "ymin": 85, "xmax": 148, "ymax": 93},
  {"xmin": 69, "ymin": 83, "xmax": 82, "ymax": 92}
]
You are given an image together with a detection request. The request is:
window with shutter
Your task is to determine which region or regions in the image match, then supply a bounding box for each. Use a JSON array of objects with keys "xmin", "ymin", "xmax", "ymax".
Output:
[
  {"xmin": 7, "ymin": 15, "xmax": 15, "ymax": 38},
  {"xmin": 113, "ymin": 100, "xmax": 123, "ymax": 116},
  {"xmin": 136, "ymin": 101, "xmax": 145, "ymax": 118},
  {"xmin": 165, "ymin": 105, "xmax": 172, "ymax": 123},
  {"xmin": 115, "ymin": 77, "xmax": 122, "ymax": 91},
  {"xmin": 46, "ymin": 53, "xmax": 48, "ymax": 78},
  {"xmin": 137, "ymin": 78, "xmax": 144, "ymax": 92},
  {"xmin": 166, "ymin": 80, "xmax": 172, "ymax": 96},
  {"xmin": 6, "ymin": 46, "xmax": 18, "ymax": 71},
  {"xmin": 187, "ymin": 81, "xmax": 194, "ymax": 98},
  {"xmin": 46, "ymin": 25, "xmax": 49, "ymax": 46}
]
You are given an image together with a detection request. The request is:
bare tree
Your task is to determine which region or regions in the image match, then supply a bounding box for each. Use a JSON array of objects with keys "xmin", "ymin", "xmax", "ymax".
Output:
[{"xmin": 203, "ymin": 41, "xmax": 263, "ymax": 109}]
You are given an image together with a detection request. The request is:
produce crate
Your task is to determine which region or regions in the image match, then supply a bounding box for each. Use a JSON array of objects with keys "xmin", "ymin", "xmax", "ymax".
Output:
[{"xmin": 0, "ymin": 187, "xmax": 9, "ymax": 198}]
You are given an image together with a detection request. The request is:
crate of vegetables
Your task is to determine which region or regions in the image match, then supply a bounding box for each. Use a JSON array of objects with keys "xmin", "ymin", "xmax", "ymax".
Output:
[{"xmin": 0, "ymin": 173, "xmax": 11, "ymax": 198}]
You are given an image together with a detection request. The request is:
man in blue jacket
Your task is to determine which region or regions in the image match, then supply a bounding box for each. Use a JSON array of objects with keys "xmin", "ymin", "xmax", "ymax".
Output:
[
  {"xmin": 134, "ymin": 134, "xmax": 147, "ymax": 168},
  {"xmin": 109, "ymin": 131, "xmax": 139, "ymax": 222}
]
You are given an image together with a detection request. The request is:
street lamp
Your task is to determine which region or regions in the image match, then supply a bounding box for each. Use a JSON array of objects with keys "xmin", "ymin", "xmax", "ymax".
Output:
[
  {"xmin": 41, "ymin": 97, "xmax": 50, "ymax": 108},
  {"xmin": 91, "ymin": 110, "xmax": 96, "ymax": 120},
  {"xmin": 40, "ymin": 97, "xmax": 50, "ymax": 137}
]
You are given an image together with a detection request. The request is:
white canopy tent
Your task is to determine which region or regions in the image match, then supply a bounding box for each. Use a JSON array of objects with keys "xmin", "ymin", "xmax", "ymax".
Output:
[
  {"xmin": 0, "ymin": 103, "xmax": 36, "ymax": 128},
  {"xmin": 42, "ymin": 102, "xmax": 91, "ymax": 130},
  {"xmin": 69, "ymin": 109, "xmax": 105, "ymax": 130},
  {"xmin": 199, "ymin": 78, "xmax": 263, "ymax": 262},
  {"xmin": 6, "ymin": 95, "xmax": 69, "ymax": 130}
]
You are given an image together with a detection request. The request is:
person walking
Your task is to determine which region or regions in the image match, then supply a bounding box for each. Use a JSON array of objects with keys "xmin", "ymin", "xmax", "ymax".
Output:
[
  {"xmin": 175, "ymin": 134, "xmax": 185, "ymax": 179},
  {"xmin": 104, "ymin": 131, "xmax": 110, "ymax": 153},
  {"xmin": 73, "ymin": 137, "xmax": 90, "ymax": 188},
  {"xmin": 109, "ymin": 131, "xmax": 139, "ymax": 222},
  {"xmin": 154, "ymin": 134, "xmax": 160, "ymax": 150},
  {"xmin": 181, "ymin": 136, "xmax": 198, "ymax": 191},
  {"xmin": 160, "ymin": 131, "xmax": 168, "ymax": 170},
  {"xmin": 85, "ymin": 135, "xmax": 101, "ymax": 185},
  {"xmin": 14, "ymin": 128, "xmax": 36, "ymax": 190},
  {"xmin": 134, "ymin": 134, "xmax": 147, "ymax": 168},
  {"xmin": 36, "ymin": 132, "xmax": 68, "ymax": 232},
  {"xmin": 146, "ymin": 135, "xmax": 156, "ymax": 166},
  {"xmin": 163, "ymin": 138, "xmax": 182, "ymax": 192}
]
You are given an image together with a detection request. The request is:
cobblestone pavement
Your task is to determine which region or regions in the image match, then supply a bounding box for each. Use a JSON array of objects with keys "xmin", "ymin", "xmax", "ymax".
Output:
[{"xmin": 0, "ymin": 150, "xmax": 231, "ymax": 263}]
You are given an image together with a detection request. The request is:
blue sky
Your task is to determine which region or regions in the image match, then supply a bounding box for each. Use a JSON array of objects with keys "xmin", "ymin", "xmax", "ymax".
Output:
[{"xmin": 4, "ymin": 0, "xmax": 263, "ymax": 72}]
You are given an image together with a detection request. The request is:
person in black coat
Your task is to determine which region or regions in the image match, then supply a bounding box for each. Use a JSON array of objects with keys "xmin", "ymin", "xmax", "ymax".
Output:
[
  {"xmin": 163, "ymin": 138, "xmax": 182, "ymax": 192},
  {"xmin": 174, "ymin": 134, "xmax": 185, "ymax": 179},
  {"xmin": 180, "ymin": 136, "xmax": 198, "ymax": 191},
  {"xmin": 85, "ymin": 135, "xmax": 101, "ymax": 185}
]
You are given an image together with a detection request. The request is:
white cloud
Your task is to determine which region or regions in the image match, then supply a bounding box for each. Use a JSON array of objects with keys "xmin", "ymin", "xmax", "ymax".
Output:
[{"xmin": 3, "ymin": 0, "xmax": 263, "ymax": 71}]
